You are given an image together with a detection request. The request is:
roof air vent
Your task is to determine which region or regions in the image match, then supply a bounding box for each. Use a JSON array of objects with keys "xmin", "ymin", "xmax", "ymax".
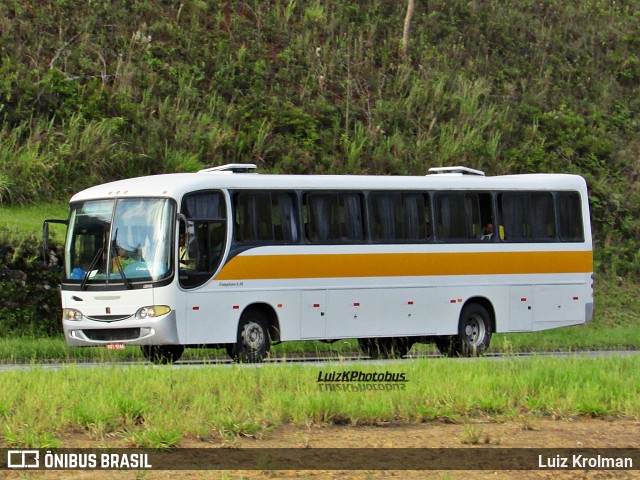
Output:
[
  {"xmin": 198, "ymin": 164, "xmax": 257, "ymax": 174},
  {"xmin": 428, "ymin": 166, "xmax": 485, "ymax": 176}
]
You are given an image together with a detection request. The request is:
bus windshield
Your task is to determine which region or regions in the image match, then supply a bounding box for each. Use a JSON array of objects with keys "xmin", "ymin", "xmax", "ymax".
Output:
[{"xmin": 64, "ymin": 198, "xmax": 175, "ymax": 286}]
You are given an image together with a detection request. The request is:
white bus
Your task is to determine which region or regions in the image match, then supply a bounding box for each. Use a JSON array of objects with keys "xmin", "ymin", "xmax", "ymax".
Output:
[{"xmin": 45, "ymin": 164, "xmax": 593, "ymax": 363}]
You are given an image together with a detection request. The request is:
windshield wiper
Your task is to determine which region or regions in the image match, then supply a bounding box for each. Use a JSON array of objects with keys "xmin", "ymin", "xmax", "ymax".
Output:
[
  {"xmin": 110, "ymin": 228, "xmax": 132, "ymax": 289},
  {"xmin": 111, "ymin": 243, "xmax": 132, "ymax": 290},
  {"xmin": 81, "ymin": 247, "xmax": 103, "ymax": 291}
]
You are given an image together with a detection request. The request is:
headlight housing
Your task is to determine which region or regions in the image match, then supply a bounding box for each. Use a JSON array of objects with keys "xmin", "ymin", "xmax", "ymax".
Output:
[
  {"xmin": 63, "ymin": 308, "xmax": 83, "ymax": 321},
  {"xmin": 135, "ymin": 305, "xmax": 171, "ymax": 320}
]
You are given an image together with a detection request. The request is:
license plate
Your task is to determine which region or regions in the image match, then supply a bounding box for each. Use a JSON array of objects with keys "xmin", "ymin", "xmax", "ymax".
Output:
[{"xmin": 106, "ymin": 343, "xmax": 125, "ymax": 350}]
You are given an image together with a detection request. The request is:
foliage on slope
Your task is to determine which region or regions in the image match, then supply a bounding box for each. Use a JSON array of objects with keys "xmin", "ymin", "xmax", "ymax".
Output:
[{"xmin": 0, "ymin": 0, "xmax": 638, "ymax": 274}]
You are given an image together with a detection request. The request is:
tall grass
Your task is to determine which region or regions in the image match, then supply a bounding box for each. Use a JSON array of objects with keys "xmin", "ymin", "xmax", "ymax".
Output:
[
  {"xmin": 0, "ymin": 203, "xmax": 69, "ymax": 242},
  {"xmin": 0, "ymin": 356, "xmax": 638, "ymax": 447}
]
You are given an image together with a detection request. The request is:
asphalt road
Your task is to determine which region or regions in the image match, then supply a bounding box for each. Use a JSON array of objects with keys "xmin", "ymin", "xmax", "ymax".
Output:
[{"xmin": 0, "ymin": 350, "xmax": 638, "ymax": 371}]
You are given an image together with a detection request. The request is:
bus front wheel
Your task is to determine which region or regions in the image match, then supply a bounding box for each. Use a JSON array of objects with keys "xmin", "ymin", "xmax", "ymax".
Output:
[
  {"xmin": 228, "ymin": 309, "xmax": 271, "ymax": 363},
  {"xmin": 140, "ymin": 345, "xmax": 185, "ymax": 364}
]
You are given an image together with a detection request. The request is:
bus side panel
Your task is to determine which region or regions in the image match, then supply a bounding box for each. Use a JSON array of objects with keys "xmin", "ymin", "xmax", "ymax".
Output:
[
  {"xmin": 431, "ymin": 283, "xmax": 511, "ymax": 335},
  {"xmin": 300, "ymin": 290, "xmax": 327, "ymax": 339},
  {"xmin": 183, "ymin": 291, "xmax": 238, "ymax": 344},
  {"xmin": 183, "ymin": 289, "xmax": 302, "ymax": 344},
  {"xmin": 508, "ymin": 285, "xmax": 534, "ymax": 332},
  {"xmin": 532, "ymin": 282, "xmax": 589, "ymax": 330},
  {"xmin": 324, "ymin": 287, "xmax": 438, "ymax": 338}
]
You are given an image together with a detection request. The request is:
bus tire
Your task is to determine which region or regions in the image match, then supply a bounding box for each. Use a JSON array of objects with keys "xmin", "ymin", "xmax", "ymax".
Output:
[
  {"xmin": 140, "ymin": 345, "xmax": 184, "ymax": 364},
  {"xmin": 452, "ymin": 303, "xmax": 492, "ymax": 357},
  {"xmin": 358, "ymin": 337, "xmax": 410, "ymax": 359},
  {"xmin": 228, "ymin": 309, "xmax": 271, "ymax": 363}
]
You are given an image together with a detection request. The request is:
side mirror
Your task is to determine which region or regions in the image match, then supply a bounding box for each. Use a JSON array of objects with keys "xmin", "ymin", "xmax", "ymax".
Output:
[{"xmin": 42, "ymin": 219, "xmax": 68, "ymax": 267}]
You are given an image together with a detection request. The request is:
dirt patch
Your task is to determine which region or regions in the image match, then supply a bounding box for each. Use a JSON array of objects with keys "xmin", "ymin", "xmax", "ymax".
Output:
[
  {"xmin": 246, "ymin": 418, "xmax": 640, "ymax": 449},
  {"xmin": 5, "ymin": 419, "xmax": 639, "ymax": 479}
]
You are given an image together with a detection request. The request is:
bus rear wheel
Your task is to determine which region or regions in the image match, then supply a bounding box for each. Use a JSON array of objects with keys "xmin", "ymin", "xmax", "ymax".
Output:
[
  {"xmin": 358, "ymin": 337, "xmax": 410, "ymax": 359},
  {"xmin": 140, "ymin": 345, "xmax": 185, "ymax": 364},
  {"xmin": 447, "ymin": 303, "xmax": 492, "ymax": 357},
  {"xmin": 228, "ymin": 309, "xmax": 271, "ymax": 363}
]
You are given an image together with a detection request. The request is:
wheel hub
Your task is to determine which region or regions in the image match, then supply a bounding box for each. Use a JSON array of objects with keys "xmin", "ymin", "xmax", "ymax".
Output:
[
  {"xmin": 465, "ymin": 316, "xmax": 485, "ymax": 345},
  {"xmin": 242, "ymin": 322, "xmax": 264, "ymax": 350}
]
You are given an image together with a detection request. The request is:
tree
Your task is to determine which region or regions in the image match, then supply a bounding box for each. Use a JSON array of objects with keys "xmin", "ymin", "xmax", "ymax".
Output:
[{"xmin": 401, "ymin": 0, "xmax": 415, "ymax": 59}]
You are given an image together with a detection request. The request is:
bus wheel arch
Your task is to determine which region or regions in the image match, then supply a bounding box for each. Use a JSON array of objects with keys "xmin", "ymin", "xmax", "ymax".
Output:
[
  {"xmin": 465, "ymin": 297, "xmax": 496, "ymax": 334},
  {"xmin": 227, "ymin": 303, "xmax": 279, "ymax": 362}
]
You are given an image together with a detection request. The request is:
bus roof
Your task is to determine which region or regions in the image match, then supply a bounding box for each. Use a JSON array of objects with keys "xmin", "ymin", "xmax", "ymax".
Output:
[{"xmin": 69, "ymin": 170, "xmax": 588, "ymax": 203}]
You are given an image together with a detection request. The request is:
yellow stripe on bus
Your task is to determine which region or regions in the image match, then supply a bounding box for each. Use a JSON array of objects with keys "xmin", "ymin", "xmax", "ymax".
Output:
[{"xmin": 215, "ymin": 250, "xmax": 593, "ymax": 281}]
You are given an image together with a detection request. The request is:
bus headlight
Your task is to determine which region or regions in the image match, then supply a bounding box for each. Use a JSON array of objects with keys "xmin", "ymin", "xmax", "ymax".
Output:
[
  {"xmin": 136, "ymin": 305, "xmax": 171, "ymax": 319},
  {"xmin": 63, "ymin": 308, "xmax": 83, "ymax": 321}
]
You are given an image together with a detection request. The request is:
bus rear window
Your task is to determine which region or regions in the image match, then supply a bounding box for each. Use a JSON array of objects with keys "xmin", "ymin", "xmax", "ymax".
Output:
[{"xmin": 557, "ymin": 192, "xmax": 584, "ymax": 242}]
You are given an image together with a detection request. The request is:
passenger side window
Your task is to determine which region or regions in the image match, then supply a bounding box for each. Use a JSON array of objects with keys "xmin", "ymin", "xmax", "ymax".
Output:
[
  {"xmin": 234, "ymin": 192, "xmax": 299, "ymax": 244},
  {"xmin": 304, "ymin": 192, "xmax": 364, "ymax": 243},
  {"xmin": 369, "ymin": 192, "xmax": 431, "ymax": 242},
  {"xmin": 435, "ymin": 192, "xmax": 492, "ymax": 242},
  {"xmin": 498, "ymin": 192, "xmax": 556, "ymax": 241}
]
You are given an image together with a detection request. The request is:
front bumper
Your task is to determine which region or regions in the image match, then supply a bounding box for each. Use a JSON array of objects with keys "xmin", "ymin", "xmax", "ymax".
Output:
[{"xmin": 63, "ymin": 310, "xmax": 180, "ymax": 346}]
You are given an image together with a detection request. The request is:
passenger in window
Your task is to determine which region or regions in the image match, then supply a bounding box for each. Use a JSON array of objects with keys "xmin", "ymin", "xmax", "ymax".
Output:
[
  {"xmin": 179, "ymin": 233, "xmax": 196, "ymax": 269},
  {"xmin": 481, "ymin": 223, "xmax": 494, "ymax": 240}
]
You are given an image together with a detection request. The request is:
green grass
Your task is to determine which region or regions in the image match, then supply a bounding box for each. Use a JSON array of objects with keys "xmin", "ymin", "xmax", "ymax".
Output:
[
  {"xmin": 0, "ymin": 202, "xmax": 69, "ymax": 243},
  {"xmin": 0, "ymin": 336, "xmax": 364, "ymax": 363},
  {"xmin": 0, "ymin": 356, "xmax": 638, "ymax": 447}
]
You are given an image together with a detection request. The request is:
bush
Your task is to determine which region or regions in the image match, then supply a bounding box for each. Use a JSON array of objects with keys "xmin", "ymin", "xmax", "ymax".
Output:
[{"xmin": 0, "ymin": 238, "xmax": 62, "ymax": 336}]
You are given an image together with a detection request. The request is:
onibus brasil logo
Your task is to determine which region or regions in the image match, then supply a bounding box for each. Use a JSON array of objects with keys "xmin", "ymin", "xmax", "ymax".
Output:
[{"xmin": 6, "ymin": 450, "xmax": 152, "ymax": 470}]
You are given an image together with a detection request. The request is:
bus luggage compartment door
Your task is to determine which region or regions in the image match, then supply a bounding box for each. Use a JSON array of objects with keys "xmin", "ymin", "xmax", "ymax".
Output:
[
  {"xmin": 508, "ymin": 285, "xmax": 534, "ymax": 331},
  {"xmin": 301, "ymin": 290, "xmax": 327, "ymax": 339}
]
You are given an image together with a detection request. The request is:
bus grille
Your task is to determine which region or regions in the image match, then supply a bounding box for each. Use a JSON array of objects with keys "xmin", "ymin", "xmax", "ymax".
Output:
[
  {"xmin": 86, "ymin": 315, "xmax": 132, "ymax": 322},
  {"xmin": 83, "ymin": 328, "xmax": 141, "ymax": 341}
]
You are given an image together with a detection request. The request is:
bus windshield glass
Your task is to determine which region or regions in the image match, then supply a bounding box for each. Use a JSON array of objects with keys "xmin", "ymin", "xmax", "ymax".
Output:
[{"xmin": 64, "ymin": 198, "xmax": 175, "ymax": 286}]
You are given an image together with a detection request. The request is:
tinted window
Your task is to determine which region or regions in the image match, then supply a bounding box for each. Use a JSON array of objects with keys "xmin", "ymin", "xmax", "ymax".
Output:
[
  {"xmin": 557, "ymin": 192, "xmax": 584, "ymax": 242},
  {"xmin": 435, "ymin": 192, "xmax": 492, "ymax": 241},
  {"xmin": 499, "ymin": 192, "xmax": 556, "ymax": 241},
  {"xmin": 369, "ymin": 192, "xmax": 431, "ymax": 242},
  {"xmin": 234, "ymin": 192, "xmax": 299, "ymax": 243},
  {"xmin": 305, "ymin": 192, "xmax": 364, "ymax": 243}
]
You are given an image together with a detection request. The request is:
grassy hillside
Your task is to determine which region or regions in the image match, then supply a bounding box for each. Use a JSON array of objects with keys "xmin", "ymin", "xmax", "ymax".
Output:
[{"xmin": 1, "ymin": 0, "xmax": 638, "ymax": 275}]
